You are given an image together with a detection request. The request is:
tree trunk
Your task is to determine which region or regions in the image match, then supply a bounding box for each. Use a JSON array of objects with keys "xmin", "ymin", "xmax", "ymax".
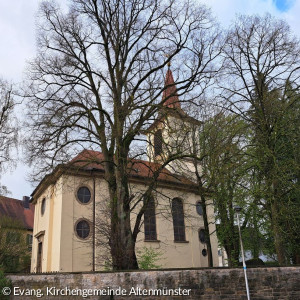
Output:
[
  {"xmin": 267, "ymin": 178, "xmax": 286, "ymax": 265},
  {"xmin": 271, "ymin": 202, "xmax": 286, "ymax": 265},
  {"xmin": 107, "ymin": 154, "xmax": 139, "ymax": 270},
  {"xmin": 224, "ymin": 241, "xmax": 239, "ymax": 267},
  {"xmin": 252, "ymin": 214, "xmax": 260, "ymax": 260},
  {"xmin": 109, "ymin": 189, "xmax": 139, "ymax": 270},
  {"xmin": 196, "ymin": 174, "xmax": 214, "ymax": 267},
  {"xmin": 200, "ymin": 194, "xmax": 214, "ymax": 267}
]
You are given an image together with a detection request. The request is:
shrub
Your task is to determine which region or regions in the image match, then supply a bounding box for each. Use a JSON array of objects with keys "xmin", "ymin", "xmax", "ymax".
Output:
[
  {"xmin": 137, "ymin": 247, "xmax": 162, "ymax": 270},
  {"xmin": 0, "ymin": 269, "xmax": 12, "ymax": 300}
]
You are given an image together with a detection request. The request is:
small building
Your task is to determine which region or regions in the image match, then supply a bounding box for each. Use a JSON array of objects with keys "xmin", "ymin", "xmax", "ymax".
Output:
[{"xmin": 0, "ymin": 196, "xmax": 34, "ymax": 272}]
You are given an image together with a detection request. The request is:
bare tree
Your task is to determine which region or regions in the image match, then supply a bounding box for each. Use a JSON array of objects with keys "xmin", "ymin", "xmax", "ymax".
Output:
[
  {"xmin": 220, "ymin": 14, "xmax": 300, "ymax": 264},
  {"xmin": 24, "ymin": 0, "xmax": 221, "ymax": 269},
  {"xmin": 0, "ymin": 79, "xmax": 18, "ymax": 195}
]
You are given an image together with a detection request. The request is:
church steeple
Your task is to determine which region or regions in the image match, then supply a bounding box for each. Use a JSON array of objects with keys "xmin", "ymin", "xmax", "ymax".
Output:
[
  {"xmin": 162, "ymin": 68, "xmax": 181, "ymax": 109},
  {"xmin": 146, "ymin": 67, "xmax": 200, "ymax": 163}
]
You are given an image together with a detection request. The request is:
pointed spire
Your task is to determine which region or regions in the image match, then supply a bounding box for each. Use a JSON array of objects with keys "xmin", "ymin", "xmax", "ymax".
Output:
[{"xmin": 162, "ymin": 68, "xmax": 181, "ymax": 109}]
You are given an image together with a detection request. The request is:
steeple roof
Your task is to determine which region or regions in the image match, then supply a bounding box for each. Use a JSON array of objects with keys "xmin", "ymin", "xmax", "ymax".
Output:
[
  {"xmin": 144, "ymin": 67, "xmax": 202, "ymax": 133},
  {"xmin": 162, "ymin": 68, "xmax": 181, "ymax": 109}
]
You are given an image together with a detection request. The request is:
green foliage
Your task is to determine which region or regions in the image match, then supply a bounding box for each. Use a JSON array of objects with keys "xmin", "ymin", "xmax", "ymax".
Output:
[
  {"xmin": 0, "ymin": 269, "xmax": 12, "ymax": 300},
  {"xmin": 249, "ymin": 82, "xmax": 300, "ymax": 264},
  {"xmin": 200, "ymin": 78, "xmax": 300, "ymax": 265},
  {"xmin": 205, "ymin": 107, "xmax": 299, "ymax": 265},
  {"xmin": 219, "ymin": 14, "xmax": 300, "ymax": 265},
  {"xmin": 200, "ymin": 113, "xmax": 250, "ymax": 266},
  {"xmin": 103, "ymin": 260, "xmax": 112, "ymax": 271},
  {"xmin": 137, "ymin": 247, "xmax": 163, "ymax": 270},
  {"xmin": 0, "ymin": 217, "xmax": 31, "ymax": 273}
]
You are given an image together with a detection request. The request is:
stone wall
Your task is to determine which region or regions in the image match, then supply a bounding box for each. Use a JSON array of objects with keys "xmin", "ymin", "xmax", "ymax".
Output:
[{"xmin": 5, "ymin": 267, "xmax": 300, "ymax": 300}]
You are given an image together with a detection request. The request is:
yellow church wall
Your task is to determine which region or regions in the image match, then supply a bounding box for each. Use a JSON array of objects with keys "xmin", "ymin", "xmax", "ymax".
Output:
[
  {"xmin": 48, "ymin": 177, "xmax": 63, "ymax": 272},
  {"xmin": 31, "ymin": 171, "xmax": 219, "ymax": 272},
  {"xmin": 60, "ymin": 175, "xmax": 94, "ymax": 272},
  {"xmin": 31, "ymin": 178, "xmax": 63, "ymax": 273},
  {"xmin": 133, "ymin": 184, "xmax": 219, "ymax": 268},
  {"xmin": 30, "ymin": 186, "xmax": 51, "ymax": 272}
]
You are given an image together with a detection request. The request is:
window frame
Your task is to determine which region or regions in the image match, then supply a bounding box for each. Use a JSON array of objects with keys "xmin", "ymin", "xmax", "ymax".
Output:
[
  {"xmin": 76, "ymin": 186, "xmax": 92, "ymax": 205},
  {"xmin": 6, "ymin": 231, "xmax": 21, "ymax": 244},
  {"xmin": 171, "ymin": 198, "xmax": 186, "ymax": 242},
  {"xmin": 41, "ymin": 198, "xmax": 46, "ymax": 216},
  {"xmin": 196, "ymin": 201, "xmax": 203, "ymax": 216},
  {"xmin": 198, "ymin": 228, "xmax": 207, "ymax": 244},
  {"xmin": 74, "ymin": 219, "xmax": 91, "ymax": 240},
  {"xmin": 154, "ymin": 129, "xmax": 163, "ymax": 157},
  {"xmin": 144, "ymin": 196, "xmax": 158, "ymax": 241},
  {"xmin": 27, "ymin": 234, "xmax": 33, "ymax": 249}
]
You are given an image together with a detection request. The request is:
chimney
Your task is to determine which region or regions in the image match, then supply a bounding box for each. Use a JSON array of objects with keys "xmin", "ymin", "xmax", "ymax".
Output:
[{"xmin": 23, "ymin": 196, "xmax": 30, "ymax": 209}]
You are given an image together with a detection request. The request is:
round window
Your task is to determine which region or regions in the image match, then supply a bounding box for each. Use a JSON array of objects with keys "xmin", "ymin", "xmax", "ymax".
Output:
[
  {"xmin": 202, "ymin": 249, "xmax": 207, "ymax": 257},
  {"xmin": 41, "ymin": 198, "xmax": 46, "ymax": 215},
  {"xmin": 196, "ymin": 202, "xmax": 203, "ymax": 215},
  {"xmin": 75, "ymin": 220, "xmax": 90, "ymax": 239},
  {"xmin": 77, "ymin": 187, "xmax": 91, "ymax": 204},
  {"xmin": 198, "ymin": 229, "xmax": 206, "ymax": 244}
]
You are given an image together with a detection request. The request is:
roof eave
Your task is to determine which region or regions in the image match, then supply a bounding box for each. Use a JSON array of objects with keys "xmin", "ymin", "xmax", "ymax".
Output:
[{"xmin": 31, "ymin": 163, "xmax": 198, "ymax": 202}]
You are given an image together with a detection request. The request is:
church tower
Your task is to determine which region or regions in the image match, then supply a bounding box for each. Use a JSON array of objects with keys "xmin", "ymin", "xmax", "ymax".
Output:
[{"xmin": 145, "ymin": 67, "xmax": 201, "ymax": 179}]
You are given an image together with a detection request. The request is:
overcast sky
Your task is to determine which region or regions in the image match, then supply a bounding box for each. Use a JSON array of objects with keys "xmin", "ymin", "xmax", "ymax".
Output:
[{"xmin": 1, "ymin": 0, "xmax": 300, "ymax": 200}]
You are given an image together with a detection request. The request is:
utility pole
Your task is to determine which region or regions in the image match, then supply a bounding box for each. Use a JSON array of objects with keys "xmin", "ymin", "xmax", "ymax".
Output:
[{"xmin": 234, "ymin": 205, "xmax": 250, "ymax": 300}]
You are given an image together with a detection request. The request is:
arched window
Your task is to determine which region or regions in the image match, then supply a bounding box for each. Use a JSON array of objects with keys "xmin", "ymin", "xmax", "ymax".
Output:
[
  {"xmin": 196, "ymin": 201, "xmax": 203, "ymax": 216},
  {"xmin": 144, "ymin": 196, "xmax": 157, "ymax": 240},
  {"xmin": 41, "ymin": 198, "xmax": 46, "ymax": 215},
  {"xmin": 154, "ymin": 130, "xmax": 163, "ymax": 156},
  {"xmin": 172, "ymin": 198, "xmax": 186, "ymax": 242},
  {"xmin": 198, "ymin": 228, "xmax": 206, "ymax": 244}
]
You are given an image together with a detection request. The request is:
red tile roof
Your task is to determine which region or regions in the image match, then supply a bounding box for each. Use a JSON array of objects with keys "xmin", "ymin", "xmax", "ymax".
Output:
[
  {"xmin": 162, "ymin": 68, "xmax": 181, "ymax": 109},
  {"xmin": 0, "ymin": 196, "xmax": 34, "ymax": 230},
  {"xmin": 31, "ymin": 149, "xmax": 197, "ymax": 200},
  {"xmin": 69, "ymin": 149, "xmax": 194, "ymax": 186}
]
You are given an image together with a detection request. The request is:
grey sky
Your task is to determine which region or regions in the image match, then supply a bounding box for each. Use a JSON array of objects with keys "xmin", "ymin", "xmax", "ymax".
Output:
[{"xmin": 1, "ymin": 0, "xmax": 300, "ymax": 199}]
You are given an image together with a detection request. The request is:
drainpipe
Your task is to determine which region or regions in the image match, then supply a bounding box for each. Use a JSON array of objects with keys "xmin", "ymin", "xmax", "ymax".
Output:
[{"xmin": 92, "ymin": 172, "xmax": 96, "ymax": 272}]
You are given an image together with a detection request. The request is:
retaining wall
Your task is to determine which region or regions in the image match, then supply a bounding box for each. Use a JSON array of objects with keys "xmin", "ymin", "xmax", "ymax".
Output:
[{"xmin": 5, "ymin": 267, "xmax": 300, "ymax": 299}]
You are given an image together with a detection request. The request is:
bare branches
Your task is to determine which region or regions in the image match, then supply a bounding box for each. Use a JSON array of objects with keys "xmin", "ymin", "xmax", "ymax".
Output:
[
  {"xmin": 220, "ymin": 14, "xmax": 300, "ymax": 117},
  {"xmin": 24, "ymin": 0, "xmax": 221, "ymax": 181},
  {"xmin": 0, "ymin": 79, "xmax": 18, "ymax": 194}
]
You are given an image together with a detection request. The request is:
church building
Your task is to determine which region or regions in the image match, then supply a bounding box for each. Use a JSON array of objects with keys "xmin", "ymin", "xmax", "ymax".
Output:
[{"xmin": 30, "ymin": 68, "xmax": 220, "ymax": 272}]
